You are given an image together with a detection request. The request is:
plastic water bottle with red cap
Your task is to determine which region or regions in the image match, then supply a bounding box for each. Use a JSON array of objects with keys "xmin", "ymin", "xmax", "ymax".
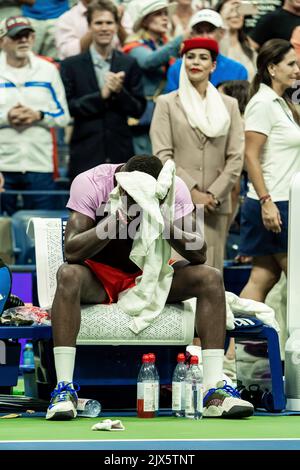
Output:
[
  {"xmin": 148, "ymin": 352, "xmax": 159, "ymax": 415},
  {"xmin": 172, "ymin": 353, "xmax": 187, "ymax": 417},
  {"xmin": 185, "ymin": 355, "xmax": 203, "ymax": 420},
  {"xmin": 137, "ymin": 353, "xmax": 156, "ymax": 418}
]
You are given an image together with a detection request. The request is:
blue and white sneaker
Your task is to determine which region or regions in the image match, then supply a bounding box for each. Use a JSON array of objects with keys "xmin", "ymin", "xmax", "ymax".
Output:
[
  {"xmin": 203, "ymin": 381, "xmax": 254, "ymax": 418},
  {"xmin": 46, "ymin": 381, "xmax": 79, "ymax": 420}
]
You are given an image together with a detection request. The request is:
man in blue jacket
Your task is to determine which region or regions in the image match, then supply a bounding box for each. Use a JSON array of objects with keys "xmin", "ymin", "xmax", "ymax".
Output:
[{"xmin": 165, "ymin": 9, "xmax": 248, "ymax": 93}]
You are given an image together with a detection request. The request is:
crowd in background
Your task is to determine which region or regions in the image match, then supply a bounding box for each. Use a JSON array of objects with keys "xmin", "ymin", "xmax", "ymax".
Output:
[{"xmin": 0, "ymin": 0, "xmax": 300, "ymax": 277}]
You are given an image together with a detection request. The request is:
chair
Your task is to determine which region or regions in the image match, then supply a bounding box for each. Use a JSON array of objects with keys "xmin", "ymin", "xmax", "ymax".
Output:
[
  {"xmin": 11, "ymin": 210, "xmax": 69, "ymax": 265},
  {"xmin": 228, "ymin": 317, "xmax": 286, "ymax": 412},
  {"xmin": 27, "ymin": 217, "xmax": 195, "ymax": 406}
]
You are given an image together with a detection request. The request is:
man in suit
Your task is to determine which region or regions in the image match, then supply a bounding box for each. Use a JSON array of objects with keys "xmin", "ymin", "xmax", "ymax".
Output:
[{"xmin": 60, "ymin": 0, "xmax": 146, "ymax": 180}]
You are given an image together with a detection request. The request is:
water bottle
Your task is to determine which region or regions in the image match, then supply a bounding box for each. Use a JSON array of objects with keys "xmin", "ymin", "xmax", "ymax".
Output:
[
  {"xmin": 22, "ymin": 342, "xmax": 37, "ymax": 397},
  {"xmin": 185, "ymin": 355, "xmax": 203, "ymax": 420},
  {"xmin": 77, "ymin": 398, "xmax": 101, "ymax": 417},
  {"xmin": 172, "ymin": 353, "xmax": 187, "ymax": 417},
  {"xmin": 148, "ymin": 352, "xmax": 159, "ymax": 415},
  {"xmin": 137, "ymin": 353, "xmax": 156, "ymax": 418},
  {"xmin": 23, "ymin": 342, "xmax": 34, "ymax": 367}
]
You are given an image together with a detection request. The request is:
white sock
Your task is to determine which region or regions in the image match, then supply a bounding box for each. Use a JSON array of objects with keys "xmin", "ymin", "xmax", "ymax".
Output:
[
  {"xmin": 54, "ymin": 347, "xmax": 76, "ymax": 386},
  {"xmin": 202, "ymin": 349, "xmax": 224, "ymax": 392}
]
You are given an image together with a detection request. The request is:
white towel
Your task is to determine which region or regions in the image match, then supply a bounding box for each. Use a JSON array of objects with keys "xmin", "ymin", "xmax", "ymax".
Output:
[
  {"xmin": 179, "ymin": 56, "xmax": 231, "ymax": 138},
  {"xmin": 184, "ymin": 292, "xmax": 280, "ymax": 332},
  {"xmin": 226, "ymin": 291, "xmax": 280, "ymax": 332},
  {"xmin": 109, "ymin": 160, "xmax": 176, "ymax": 334},
  {"xmin": 91, "ymin": 419, "xmax": 125, "ymax": 431}
]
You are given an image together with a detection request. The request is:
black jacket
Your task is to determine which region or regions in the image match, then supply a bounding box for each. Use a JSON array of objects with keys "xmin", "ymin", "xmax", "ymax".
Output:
[{"xmin": 60, "ymin": 49, "xmax": 146, "ymax": 179}]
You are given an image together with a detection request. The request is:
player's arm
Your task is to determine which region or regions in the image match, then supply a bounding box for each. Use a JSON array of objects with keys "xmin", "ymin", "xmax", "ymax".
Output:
[
  {"xmin": 64, "ymin": 210, "xmax": 124, "ymax": 263},
  {"xmin": 165, "ymin": 211, "xmax": 207, "ymax": 265}
]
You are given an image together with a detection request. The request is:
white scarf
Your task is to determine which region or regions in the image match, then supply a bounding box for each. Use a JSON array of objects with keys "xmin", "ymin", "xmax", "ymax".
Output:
[{"xmin": 178, "ymin": 56, "xmax": 231, "ymax": 138}]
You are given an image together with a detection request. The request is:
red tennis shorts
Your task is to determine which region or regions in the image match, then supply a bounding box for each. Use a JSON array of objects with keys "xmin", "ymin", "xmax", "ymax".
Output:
[{"xmin": 85, "ymin": 259, "xmax": 142, "ymax": 304}]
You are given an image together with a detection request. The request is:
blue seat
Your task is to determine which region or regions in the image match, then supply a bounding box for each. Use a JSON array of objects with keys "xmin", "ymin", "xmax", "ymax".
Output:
[
  {"xmin": 227, "ymin": 316, "xmax": 285, "ymax": 412},
  {"xmin": 0, "ymin": 259, "xmax": 11, "ymax": 316}
]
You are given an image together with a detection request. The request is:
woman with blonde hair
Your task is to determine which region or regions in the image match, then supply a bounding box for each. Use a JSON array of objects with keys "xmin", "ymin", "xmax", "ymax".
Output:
[
  {"xmin": 150, "ymin": 36, "xmax": 244, "ymax": 271},
  {"xmin": 123, "ymin": 0, "xmax": 184, "ymax": 154}
]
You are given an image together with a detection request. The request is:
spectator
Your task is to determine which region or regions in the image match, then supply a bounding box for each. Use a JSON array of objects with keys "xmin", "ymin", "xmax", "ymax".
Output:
[
  {"xmin": 165, "ymin": 9, "xmax": 248, "ymax": 93},
  {"xmin": 21, "ymin": 0, "xmax": 69, "ymax": 59},
  {"xmin": 150, "ymin": 37, "xmax": 244, "ymax": 271},
  {"xmin": 0, "ymin": 1, "xmax": 34, "ymax": 21},
  {"xmin": 45, "ymin": 155, "xmax": 253, "ymax": 421},
  {"xmin": 239, "ymin": 39, "xmax": 300, "ymax": 302},
  {"xmin": 60, "ymin": 0, "xmax": 145, "ymax": 180},
  {"xmin": 170, "ymin": 0, "xmax": 195, "ymax": 38},
  {"xmin": 291, "ymin": 24, "xmax": 300, "ymax": 60},
  {"xmin": 55, "ymin": 0, "xmax": 126, "ymax": 60},
  {"xmin": 249, "ymin": 0, "xmax": 300, "ymax": 50},
  {"xmin": 0, "ymin": 16, "xmax": 70, "ymax": 215},
  {"xmin": 123, "ymin": 0, "xmax": 184, "ymax": 155},
  {"xmin": 55, "ymin": 0, "xmax": 94, "ymax": 60},
  {"xmin": 216, "ymin": 0, "xmax": 257, "ymax": 81},
  {"xmin": 0, "ymin": 173, "xmax": 4, "ymax": 193},
  {"xmin": 218, "ymin": 79, "xmax": 250, "ymax": 229},
  {"xmin": 218, "ymin": 79, "xmax": 250, "ymax": 115}
]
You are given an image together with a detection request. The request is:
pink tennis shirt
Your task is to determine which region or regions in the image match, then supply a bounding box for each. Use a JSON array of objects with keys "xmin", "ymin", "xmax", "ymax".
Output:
[{"xmin": 67, "ymin": 164, "xmax": 194, "ymax": 220}]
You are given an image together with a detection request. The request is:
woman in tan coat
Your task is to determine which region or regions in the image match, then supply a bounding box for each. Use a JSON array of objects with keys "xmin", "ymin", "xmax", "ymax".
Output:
[{"xmin": 150, "ymin": 37, "xmax": 244, "ymax": 271}]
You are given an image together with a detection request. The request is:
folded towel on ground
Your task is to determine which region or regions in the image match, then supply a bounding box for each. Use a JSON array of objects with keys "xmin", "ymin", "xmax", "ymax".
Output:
[{"xmin": 91, "ymin": 419, "xmax": 125, "ymax": 431}]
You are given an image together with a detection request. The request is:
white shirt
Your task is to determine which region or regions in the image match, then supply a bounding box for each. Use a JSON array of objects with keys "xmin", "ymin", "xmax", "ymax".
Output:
[
  {"xmin": 0, "ymin": 52, "xmax": 70, "ymax": 173},
  {"xmin": 245, "ymin": 83, "xmax": 300, "ymax": 201}
]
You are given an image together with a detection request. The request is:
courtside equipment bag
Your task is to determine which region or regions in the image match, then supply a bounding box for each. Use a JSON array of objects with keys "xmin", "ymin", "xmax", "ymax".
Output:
[{"xmin": 0, "ymin": 258, "xmax": 12, "ymax": 316}]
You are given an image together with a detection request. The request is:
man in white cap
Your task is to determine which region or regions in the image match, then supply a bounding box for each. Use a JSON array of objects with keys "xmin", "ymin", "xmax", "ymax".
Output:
[
  {"xmin": 165, "ymin": 8, "xmax": 248, "ymax": 92},
  {"xmin": 0, "ymin": 15, "xmax": 70, "ymax": 215}
]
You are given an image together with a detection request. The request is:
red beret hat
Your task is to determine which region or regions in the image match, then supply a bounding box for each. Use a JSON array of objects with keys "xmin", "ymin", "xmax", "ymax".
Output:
[{"xmin": 180, "ymin": 37, "xmax": 219, "ymax": 57}]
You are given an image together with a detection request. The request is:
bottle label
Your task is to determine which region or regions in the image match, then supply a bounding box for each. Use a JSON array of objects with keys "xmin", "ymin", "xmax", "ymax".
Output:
[
  {"xmin": 172, "ymin": 382, "xmax": 184, "ymax": 410},
  {"xmin": 77, "ymin": 398, "xmax": 89, "ymax": 411},
  {"xmin": 185, "ymin": 384, "xmax": 203, "ymax": 414},
  {"xmin": 137, "ymin": 383, "xmax": 155, "ymax": 412},
  {"xmin": 137, "ymin": 382, "xmax": 144, "ymax": 400},
  {"xmin": 154, "ymin": 382, "xmax": 159, "ymax": 411}
]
